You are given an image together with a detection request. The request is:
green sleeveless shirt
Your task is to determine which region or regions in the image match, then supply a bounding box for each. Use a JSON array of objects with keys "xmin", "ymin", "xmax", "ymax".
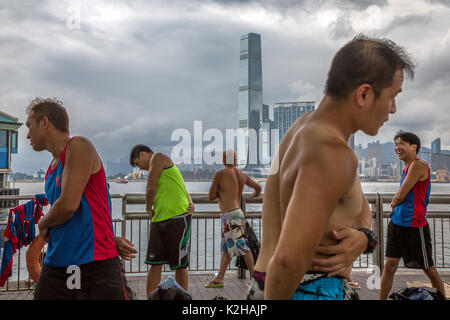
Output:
[{"xmin": 152, "ymin": 164, "xmax": 189, "ymax": 222}]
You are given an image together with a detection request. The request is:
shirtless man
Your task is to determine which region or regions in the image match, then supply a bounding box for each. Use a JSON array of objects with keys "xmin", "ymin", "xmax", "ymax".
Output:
[
  {"xmin": 246, "ymin": 35, "xmax": 415, "ymax": 300},
  {"xmin": 205, "ymin": 150, "xmax": 261, "ymax": 288}
]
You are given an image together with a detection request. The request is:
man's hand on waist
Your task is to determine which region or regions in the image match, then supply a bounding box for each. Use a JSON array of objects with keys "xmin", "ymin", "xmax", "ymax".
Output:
[{"xmin": 311, "ymin": 228, "xmax": 368, "ymax": 277}]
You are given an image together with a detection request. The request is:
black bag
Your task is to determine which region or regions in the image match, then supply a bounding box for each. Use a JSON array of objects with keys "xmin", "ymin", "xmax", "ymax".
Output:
[
  {"xmin": 148, "ymin": 287, "xmax": 193, "ymax": 300},
  {"xmin": 389, "ymin": 287, "xmax": 445, "ymax": 300},
  {"xmin": 236, "ymin": 221, "xmax": 260, "ymax": 269}
]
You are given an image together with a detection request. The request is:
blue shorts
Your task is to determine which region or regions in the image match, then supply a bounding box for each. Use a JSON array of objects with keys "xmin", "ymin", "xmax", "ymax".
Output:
[{"xmin": 291, "ymin": 274, "xmax": 344, "ymax": 300}]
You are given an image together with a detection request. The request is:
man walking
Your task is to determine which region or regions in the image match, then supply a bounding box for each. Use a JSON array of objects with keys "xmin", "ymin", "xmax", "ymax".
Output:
[
  {"xmin": 379, "ymin": 132, "xmax": 446, "ymax": 299},
  {"xmin": 247, "ymin": 35, "xmax": 414, "ymax": 300},
  {"xmin": 205, "ymin": 150, "xmax": 261, "ymax": 288},
  {"xmin": 129, "ymin": 145, "xmax": 194, "ymax": 298},
  {"xmin": 27, "ymin": 98, "xmax": 128, "ymax": 300}
]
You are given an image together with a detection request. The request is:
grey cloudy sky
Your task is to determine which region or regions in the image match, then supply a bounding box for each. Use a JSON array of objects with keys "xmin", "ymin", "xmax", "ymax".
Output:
[{"xmin": 1, "ymin": 0, "xmax": 450, "ymax": 173}]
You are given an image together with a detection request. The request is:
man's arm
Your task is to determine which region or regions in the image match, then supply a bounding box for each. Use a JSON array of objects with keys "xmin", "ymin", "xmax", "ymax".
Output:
[
  {"xmin": 245, "ymin": 175, "xmax": 262, "ymax": 197},
  {"xmin": 186, "ymin": 189, "xmax": 195, "ymax": 215},
  {"xmin": 38, "ymin": 138, "xmax": 97, "ymax": 234},
  {"xmin": 208, "ymin": 172, "xmax": 220, "ymax": 201},
  {"xmin": 391, "ymin": 160, "xmax": 427, "ymax": 210},
  {"xmin": 265, "ymin": 144, "xmax": 356, "ymax": 299},
  {"xmin": 145, "ymin": 153, "xmax": 170, "ymax": 218}
]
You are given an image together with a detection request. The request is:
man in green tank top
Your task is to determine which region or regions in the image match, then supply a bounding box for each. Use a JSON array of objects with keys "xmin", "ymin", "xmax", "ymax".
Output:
[{"xmin": 130, "ymin": 145, "xmax": 194, "ymax": 299}]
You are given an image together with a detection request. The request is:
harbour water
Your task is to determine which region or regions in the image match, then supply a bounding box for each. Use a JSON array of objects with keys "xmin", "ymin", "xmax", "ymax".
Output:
[
  {"xmin": 9, "ymin": 180, "xmax": 450, "ymax": 218},
  {"xmin": 1, "ymin": 181, "xmax": 450, "ymax": 284}
]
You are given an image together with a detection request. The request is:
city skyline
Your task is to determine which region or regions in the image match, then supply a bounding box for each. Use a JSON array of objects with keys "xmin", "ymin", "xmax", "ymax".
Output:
[{"xmin": 2, "ymin": 1, "xmax": 450, "ymax": 174}]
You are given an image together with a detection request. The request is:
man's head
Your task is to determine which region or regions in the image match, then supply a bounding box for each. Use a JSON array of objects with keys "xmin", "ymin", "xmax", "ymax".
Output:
[
  {"xmin": 129, "ymin": 144, "xmax": 154, "ymax": 170},
  {"xmin": 26, "ymin": 97, "xmax": 70, "ymax": 151},
  {"xmin": 223, "ymin": 149, "xmax": 237, "ymax": 167},
  {"xmin": 325, "ymin": 34, "xmax": 415, "ymax": 136},
  {"xmin": 394, "ymin": 131, "xmax": 421, "ymax": 161}
]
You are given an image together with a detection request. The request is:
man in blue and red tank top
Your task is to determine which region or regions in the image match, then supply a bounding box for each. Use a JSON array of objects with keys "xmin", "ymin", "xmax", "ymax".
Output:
[
  {"xmin": 379, "ymin": 132, "xmax": 445, "ymax": 299},
  {"xmin": 25, "ymin": 97, "xmax": 133, "ymax": 300}
]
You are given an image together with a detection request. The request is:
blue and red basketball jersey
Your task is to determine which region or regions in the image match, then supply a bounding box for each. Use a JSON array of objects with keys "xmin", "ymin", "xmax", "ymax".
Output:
[
  {"xmin": 390, "ymin": 159, "xmax": 431, "ymax": 228},
  {"xmin": 44, "ymin": 137, "xmax": 118, "ymax": 267}
]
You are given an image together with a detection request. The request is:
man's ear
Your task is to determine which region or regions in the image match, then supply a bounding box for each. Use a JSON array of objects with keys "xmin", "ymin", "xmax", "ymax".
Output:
[
  {"xmin": 40, "ymin": 116, "xmax": 50, "ymax": 129},
  {"xmin": 355, "ymin": 84, "xmax": 373, "ymax": 107}
]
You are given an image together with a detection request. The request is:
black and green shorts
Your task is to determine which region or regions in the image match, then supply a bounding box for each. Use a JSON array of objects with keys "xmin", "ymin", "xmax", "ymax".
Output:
[{"xmin": 145, "ymin": 213, "xmax": 191, "ymax": 270}]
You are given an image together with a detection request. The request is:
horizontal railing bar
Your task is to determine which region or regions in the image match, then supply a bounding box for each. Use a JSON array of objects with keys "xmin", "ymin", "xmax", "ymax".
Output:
[{"xmin": 122, "ymin": 212, "xmax": 262, "ymax": 220}]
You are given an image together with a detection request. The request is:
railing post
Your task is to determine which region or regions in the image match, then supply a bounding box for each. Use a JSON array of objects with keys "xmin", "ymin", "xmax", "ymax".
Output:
[
  {"xmin": 373, "ymin": 193, "xmax": 385, "ymax": 275},
  {"xmin": 121, "ymin": 194, "xmax": 127, "ymax": 238},
  {"xmin": 237, "ymin": 195, "xmax": 247, "ymax": 279}
]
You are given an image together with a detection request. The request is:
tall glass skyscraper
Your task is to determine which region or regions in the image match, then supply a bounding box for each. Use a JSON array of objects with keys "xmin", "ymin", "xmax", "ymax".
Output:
[
  {"xmin": 273, "ymin": 101, "xmax": 315, "ymax": 143},
  {"xmin": 238, "ymin": 33, "xmax": 263, "ymax": 168}
]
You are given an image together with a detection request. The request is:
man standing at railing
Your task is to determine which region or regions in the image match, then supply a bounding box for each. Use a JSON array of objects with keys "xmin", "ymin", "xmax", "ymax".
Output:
[
  {"xmin": 249, "ymin": 35, "xmax": 414, "ymax": 300},
  {"xmin": 205, "ymin": 150, "xmax": 261, "ymax": 289},
  {"xmin": 25, "ymin": 98, "xmax": 129, "ymax": 300},
  {"xmin": 379, "ymin": 132, "xmax": 446, "ymax": 299},
  {"xmin": 129, "ymin": 145, "xmax": 194, "ymax": 299}
]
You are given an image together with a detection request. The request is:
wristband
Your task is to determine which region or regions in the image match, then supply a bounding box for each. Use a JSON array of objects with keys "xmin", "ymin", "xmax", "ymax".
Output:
[{"xmin": 358, "ymin": 227, "xmax": 378, "ymax": 254}]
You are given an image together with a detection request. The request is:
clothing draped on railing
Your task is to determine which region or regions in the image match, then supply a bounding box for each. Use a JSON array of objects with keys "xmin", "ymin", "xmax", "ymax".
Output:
[{"xmin": 0, "ymin": 194, "xmax": 48, "ymax": 287}]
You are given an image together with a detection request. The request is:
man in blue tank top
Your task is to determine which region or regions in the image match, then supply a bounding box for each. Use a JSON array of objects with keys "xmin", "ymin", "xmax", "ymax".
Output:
[{"xmin": 26, "ymin": 98, "xmax": 137, "ymax": 300}]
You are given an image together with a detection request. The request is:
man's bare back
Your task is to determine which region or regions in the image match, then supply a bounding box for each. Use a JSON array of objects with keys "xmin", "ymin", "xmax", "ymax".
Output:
[
  {"xmin": 209, "ymin": 153, "xmax": 261, "ymax": 212},
  {"xmin": 255, "ymin": 110, "xmax": 365, "ymax": 276}
]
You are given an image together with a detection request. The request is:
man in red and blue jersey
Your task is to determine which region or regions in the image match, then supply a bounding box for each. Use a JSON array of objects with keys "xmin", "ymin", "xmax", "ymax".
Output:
[
  {"xmin": 379, "ymin": 131, "xmax": 446, "ymax": 299},
  {"xmin": 25, "ymin": 98, "xmax": 132, "ymax": 300}
]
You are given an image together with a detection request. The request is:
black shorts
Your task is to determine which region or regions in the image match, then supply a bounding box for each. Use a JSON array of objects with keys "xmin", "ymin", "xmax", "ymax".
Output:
[
  {"xmin": 386, "ymin": 221, "xmax": 434, "ymax": 269},
  {"xmin": 34, "ymin": 256, "xmax": 128, "ymax": 300},
  {"xmin": 145, "ymin": 213, "xmax": 191, "ymax": 270}
]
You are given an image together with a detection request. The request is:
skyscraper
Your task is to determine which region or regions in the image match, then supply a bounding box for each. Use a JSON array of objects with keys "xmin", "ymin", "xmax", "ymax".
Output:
[
  {"xmin": 238, "ymin": 33, "xmax": 263, "ymax": 168},
  {"xmin": 273, "ymin": 101, "xmax": 315, "ymax": 143},
  {"xmin": 432, "ymin": 138, "xmax": 441, "ymax": 154},
  {"xmin": 368, "ymin": 141, "xmax": 382, "ymax": 169}
]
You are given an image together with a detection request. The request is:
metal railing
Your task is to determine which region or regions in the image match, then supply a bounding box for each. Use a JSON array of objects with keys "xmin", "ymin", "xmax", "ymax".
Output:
[{"xmin": 1, "ymin": 192, "xmax": 450, "ymax": 292}]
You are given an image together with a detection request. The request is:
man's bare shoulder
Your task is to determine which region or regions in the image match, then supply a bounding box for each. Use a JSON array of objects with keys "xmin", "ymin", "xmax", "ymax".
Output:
[
  {"xmin": 293, "ymin": 122, "xmax": 356, "ymax": 162},
  {"xmin": 410, "ymin": 159, "xmax": 429, "ymax": 176},
  {"xmin": 152, "ymin": 152, "xmax": 172, "ymax": 166},
  {"xmin": 67, "ymin": 137, "xmax": 96, "ymax": 156}
]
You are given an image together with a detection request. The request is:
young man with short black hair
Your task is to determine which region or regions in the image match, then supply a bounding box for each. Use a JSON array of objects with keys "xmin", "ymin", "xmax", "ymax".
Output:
[
  {"xmin": 129, "ymin": 145, "xmax": 194, "ymax": 298},
  {"xmin": 379, "ymin": 132, "xmax": 446, "ymax": 299}
]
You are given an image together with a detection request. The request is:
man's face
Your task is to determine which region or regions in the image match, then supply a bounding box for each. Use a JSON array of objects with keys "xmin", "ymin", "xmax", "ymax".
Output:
[
  {"xmin": 26, "ymin": 114, "xmax": 46, "ymax": 151},
  {"xmin": 133, "ymin": 152, "xmax": 148, "ymax": 171},
  {"xmin": 395, "ymin": 137, "xmax": 416, "ymax": 161},
  {"xmin": 365, "ymin": 69, "xmax": 404, "ymax": 136}
]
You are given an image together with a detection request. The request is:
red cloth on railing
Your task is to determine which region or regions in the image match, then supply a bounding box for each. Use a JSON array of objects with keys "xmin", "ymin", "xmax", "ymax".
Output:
[{"xmin": 0, "ymin": 194, "xmax": 49, "ymax": 287}]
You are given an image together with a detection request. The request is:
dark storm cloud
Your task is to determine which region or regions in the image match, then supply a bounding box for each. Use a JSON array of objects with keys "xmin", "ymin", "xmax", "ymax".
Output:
[{"xmin": 2, "ymin": 0, "xmax": 450, "ymax": 173}]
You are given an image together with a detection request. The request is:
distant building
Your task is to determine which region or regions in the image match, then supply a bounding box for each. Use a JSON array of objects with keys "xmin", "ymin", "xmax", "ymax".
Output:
[
  {"xmin": 379, "ymin": 163, "xmax": 393, "ymax": 177},
  {"xmin": 262, "ymin": 104, "xmax": 270, "ymax": 122},
  {"xmin": 238, "ymin": 32, "xmax": 263, "ymax": 168},
  {"xmin": 347, "ymin": 134, "xmax": 355, "ymax": 151},
  {"xmin": 273, "ymin": 101, "xmax": 315, "ymax": 143},
  {"xmin": 33, "ymin": 168, "xmax": 46, "ymax": 181},
  {"xmin": 431, "ymin": 153, "xmax": 450, "ymax": 171},
  {"xmin": 431, "ymin": 138, "xmax": 441, "ymax": 154},
  {"xmin": 0, "ymin": 111, "xmax": 22, "ymax": 189},
  {"xmin": 368, "ymin": 141, "xmax": 382, "ymax": 169},
  {"xmin": 436, "ymin": 169, "xmax": 449, "ymax": 182}
]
